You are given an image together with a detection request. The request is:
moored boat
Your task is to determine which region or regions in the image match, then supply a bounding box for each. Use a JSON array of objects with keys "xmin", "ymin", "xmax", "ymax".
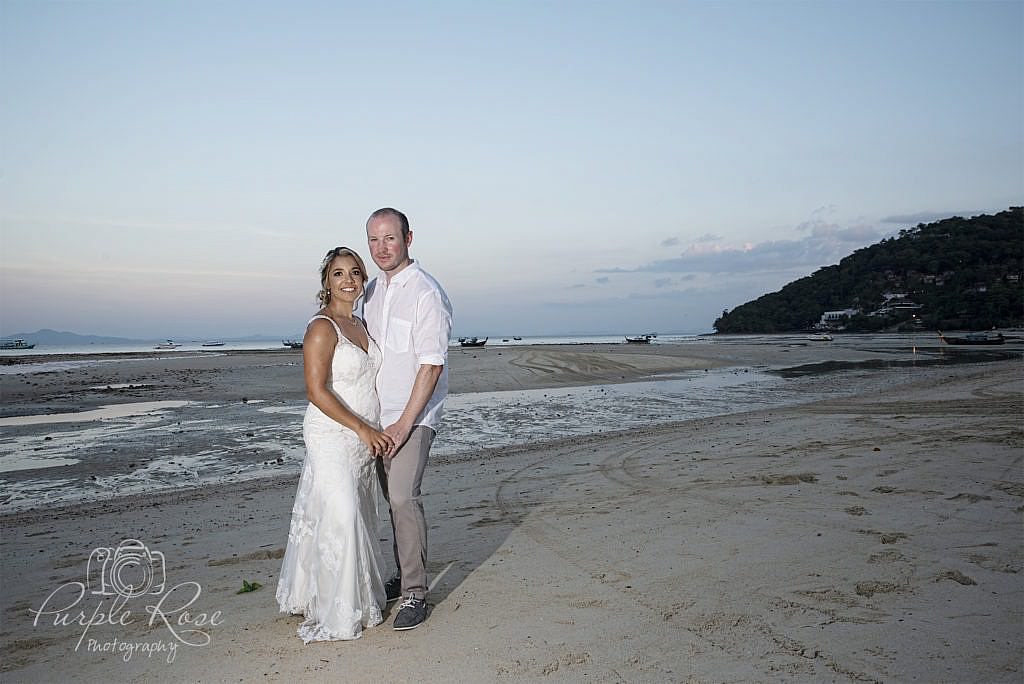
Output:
[
  {"xmin": 282, "ymin": 339, "xmax": 303, "ymax": 349},
  {"xmin": 201, "ymin": 341, "xmax": 225, "ymax": 347},
  {"xmin": 459, "ymin": 336, "xmax": 487, "ymax": 347},
  {"xmin": 154, "ymin": 340, "xmax": 182, "ymax": 350},
  {"xmin": 938, "ymin": 331, "xmax": 1005, "ymax": 346},
  {"xmin": 0, "ymin": 338, "xmax": 35, "ymax": 350},
  {"xmin": 625, "ymin": 335, "xmax": 654, "ymax": 344}
]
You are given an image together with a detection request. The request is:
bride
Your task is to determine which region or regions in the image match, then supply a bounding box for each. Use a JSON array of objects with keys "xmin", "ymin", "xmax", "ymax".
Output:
[{"xmin": 276, "ymin": 246, "xmax": 394, "ymax": 642}]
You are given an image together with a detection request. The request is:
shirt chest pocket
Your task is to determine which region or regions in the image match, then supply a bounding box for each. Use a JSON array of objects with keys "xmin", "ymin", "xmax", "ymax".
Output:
[{"xmin": 385, "ymin": 317, "xmax": 412, "ymax": 353}]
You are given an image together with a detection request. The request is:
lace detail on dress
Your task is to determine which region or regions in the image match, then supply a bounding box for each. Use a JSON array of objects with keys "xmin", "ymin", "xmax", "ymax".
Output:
[{"xmin": 275, "ymin": 315, "xmax": 386, "ymax": 642}]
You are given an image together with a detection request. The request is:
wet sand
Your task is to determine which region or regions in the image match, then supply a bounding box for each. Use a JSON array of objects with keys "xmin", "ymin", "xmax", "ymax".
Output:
[
  {"xmin": 0, "ymin": 343, "xmax": 732, "ymax": 416},
  {"xmin": 1, "ymin": 339, "xmax": 1022, "ymax": 682}
]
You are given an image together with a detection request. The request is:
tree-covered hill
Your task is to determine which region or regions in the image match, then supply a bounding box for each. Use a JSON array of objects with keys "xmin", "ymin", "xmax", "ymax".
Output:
[{"xmin": 713, "ymin": 207, "xmax": 1023, "ymax": 333}]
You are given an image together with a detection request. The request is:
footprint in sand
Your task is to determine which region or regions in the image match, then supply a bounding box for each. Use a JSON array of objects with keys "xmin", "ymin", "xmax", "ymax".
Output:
[
  {"xmin": 207, "ymin": 548, "xmax": 284, "ymax": 566},
  {"xmin": 935, "ymin": 569, "xmax": 977, "ymax": 585},
  {"xmin": 868, "ymin": 549, "xmax": 906, "ymax": 564},
  {"xmin": 946, "ymin": 492, "xmax": 992, "ymax": 503},
  {"xmin": 759, "ymin": 473, "xmax": 817, "ymax": 485},
  {"xmin": 854, "ymin": 580, "xmax": 905, "ymax": 597},
  {"xmin": 857, "ymin": 529, "xmax": 909, "ymax": 544}
]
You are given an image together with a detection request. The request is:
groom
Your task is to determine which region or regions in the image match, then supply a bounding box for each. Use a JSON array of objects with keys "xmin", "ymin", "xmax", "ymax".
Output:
[{"xmin": 363, "ymin": 207, "xmax": 453, "ymax": 631}]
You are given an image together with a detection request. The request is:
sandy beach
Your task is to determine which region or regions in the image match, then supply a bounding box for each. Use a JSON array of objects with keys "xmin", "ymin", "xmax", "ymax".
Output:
[{"xmin": 1, "ymin": 338, "xmax": 1021, "ymax": 682}]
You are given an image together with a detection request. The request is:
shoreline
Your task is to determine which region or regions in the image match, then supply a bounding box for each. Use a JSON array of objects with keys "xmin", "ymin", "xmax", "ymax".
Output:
[
  {"xmin": 2, "ymin": 356, "xmax": 1020, "ymax": 682},
  {"xmin": 3, "ymin": 335, "xmax": 1018, "ymax": 409},
  {"xmin": 3, "ymin": 346, "xmax": 1020, "ymax": 524},
  {"xmin": 1, "ymin": 339, "xmax": 1021, "ymax": 513}
]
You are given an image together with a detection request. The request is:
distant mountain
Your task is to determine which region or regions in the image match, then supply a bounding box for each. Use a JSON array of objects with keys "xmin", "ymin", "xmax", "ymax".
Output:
[
  {"xmin": 0, "ymin": 329, "xmax": 289, "ymax": 344},
  {"xmin": 714, "ymin": 207, "xmax": 1023, "ymax": 333},
  {"xmin": 0, "ymin": 329, "xmax": 141, "ymax": 344}
]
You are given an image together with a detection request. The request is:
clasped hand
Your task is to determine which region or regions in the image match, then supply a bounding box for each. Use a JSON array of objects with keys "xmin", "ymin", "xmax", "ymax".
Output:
[
  {"xmin": 381, "ymin": 422, "xmax": 412, "ymax": 459},
  {"xmin": 360, "ymin": 425, "xmax": 394, "ymax": 458},
  {"xmin": 360, "ymin": 421, "xmax": 411, "ymax": 459}
]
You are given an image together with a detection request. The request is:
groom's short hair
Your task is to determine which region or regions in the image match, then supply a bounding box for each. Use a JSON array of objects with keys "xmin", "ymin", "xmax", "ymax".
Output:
[{"xmin": 367, "ymin": 207, "xmax": 410, "ymax": 238}]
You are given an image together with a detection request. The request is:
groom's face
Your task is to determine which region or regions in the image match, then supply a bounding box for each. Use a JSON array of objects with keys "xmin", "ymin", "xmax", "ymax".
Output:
[{"xmin": 367, "ymin": 216, "xmax": 412, "ymax": 274}]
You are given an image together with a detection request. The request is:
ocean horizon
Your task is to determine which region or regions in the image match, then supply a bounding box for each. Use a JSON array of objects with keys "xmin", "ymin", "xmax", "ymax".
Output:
[{"xmin": 1, "ymin": 332, "xmax": 714, "ymax": 358}]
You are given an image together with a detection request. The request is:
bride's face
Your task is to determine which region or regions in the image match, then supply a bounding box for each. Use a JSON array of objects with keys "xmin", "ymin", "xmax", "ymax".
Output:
[{"xmin": 325, "ymin": 254, "xmax": 364, "ymax": 305}]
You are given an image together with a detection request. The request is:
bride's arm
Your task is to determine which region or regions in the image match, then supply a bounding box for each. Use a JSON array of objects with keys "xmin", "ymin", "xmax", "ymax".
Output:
[{"xmin": 303, "ymin": 319, "xmax": 391, "ymax": 456}]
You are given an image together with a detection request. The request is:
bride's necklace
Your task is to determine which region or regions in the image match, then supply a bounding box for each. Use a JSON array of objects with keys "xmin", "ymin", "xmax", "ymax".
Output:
[{"xmin": 325, "ymin": 309, "xmax": 359, "ymax": 329}]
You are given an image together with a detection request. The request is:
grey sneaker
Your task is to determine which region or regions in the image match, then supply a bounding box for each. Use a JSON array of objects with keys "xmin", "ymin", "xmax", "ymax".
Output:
[
  {"xmin": 384, "ymin": 576, "xmax": 402, "ymax": 604},
  {"xmin": 393, "ymin": 596, "xmax": 427, "ymax": 631}
]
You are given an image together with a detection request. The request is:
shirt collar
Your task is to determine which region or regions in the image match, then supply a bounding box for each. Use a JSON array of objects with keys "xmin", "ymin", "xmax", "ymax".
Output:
[{"xmin": 381, "ymin": 259, "xmax": 419, "ymax": 288}]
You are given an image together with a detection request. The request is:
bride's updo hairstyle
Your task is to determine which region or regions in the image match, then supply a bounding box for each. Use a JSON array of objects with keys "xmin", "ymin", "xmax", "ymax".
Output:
[{"xmin": 317, "ymin": 247, "xmax": 369, "ymax": 306}]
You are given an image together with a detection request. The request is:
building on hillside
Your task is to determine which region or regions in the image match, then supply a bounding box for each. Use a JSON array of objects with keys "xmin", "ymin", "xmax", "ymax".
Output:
[
  {"xmin": 817, "ymin": 308, "xmax": 860, "ymax": 330},
  {"xmin": 869, "ymin": 293, "xmax": 923, "ymax": 317}
]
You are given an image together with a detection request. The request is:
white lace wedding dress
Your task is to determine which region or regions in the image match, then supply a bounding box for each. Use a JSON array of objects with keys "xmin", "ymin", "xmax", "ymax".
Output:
[{"xmin": 276, "ymin": 315, "xmax": 386, "ymax": 642}]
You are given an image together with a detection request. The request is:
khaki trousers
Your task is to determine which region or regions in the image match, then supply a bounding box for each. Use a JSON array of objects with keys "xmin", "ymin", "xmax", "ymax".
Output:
[{"xmin": 377, "ymin": 425, "xmax": 433, "ymax": 599}]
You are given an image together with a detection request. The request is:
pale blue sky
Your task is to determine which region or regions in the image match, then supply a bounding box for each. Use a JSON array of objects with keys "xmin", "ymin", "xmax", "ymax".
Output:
[{"xmin": 1, "ymin": 0, "xmax": 1021, "ymax": 338}]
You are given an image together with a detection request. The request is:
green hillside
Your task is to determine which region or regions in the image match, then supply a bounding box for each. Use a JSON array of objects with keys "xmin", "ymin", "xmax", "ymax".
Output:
[{"xmin": 713, "ymin": 207, "xmax": 1024, "ymax": 333}]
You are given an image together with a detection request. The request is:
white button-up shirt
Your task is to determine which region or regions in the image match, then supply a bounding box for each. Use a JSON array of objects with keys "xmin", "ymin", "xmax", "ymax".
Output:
[{"xmin": 363, "ymin": 261, "xmax": 453, "ymax": 431}]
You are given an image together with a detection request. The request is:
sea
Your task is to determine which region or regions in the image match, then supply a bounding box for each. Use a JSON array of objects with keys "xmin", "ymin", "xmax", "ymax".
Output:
[{"xmin": 0, "ymin": 333, "xmax": 706, "ymax": 359}]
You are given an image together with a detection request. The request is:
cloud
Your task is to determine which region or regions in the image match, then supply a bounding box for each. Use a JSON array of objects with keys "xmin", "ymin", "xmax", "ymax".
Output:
[
  {"xmin": 595, "ymin": 276, "xmax": 609, "ymax": 284},
  {"xmin": 881, "ymin": 210, "xmax": 985, "ymax": 225},
  {"xmin": 796, "ymin": 218, "xmax": 889, "ymax": 245},
  {"xmin": 654, "ymin": 233, "xmax": 720, "ymax": 257},
  {"xmin": 653, "ymin": 277, "xmax": 673, "ymax": 288},
  {"xmin": 602, "ymin": 219, "xmax": 893, "ymax": 277}
]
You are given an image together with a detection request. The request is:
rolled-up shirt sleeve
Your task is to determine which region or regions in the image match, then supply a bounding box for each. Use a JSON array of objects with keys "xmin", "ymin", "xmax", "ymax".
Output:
[{"xmin": 413, "ymin": 289, "xmax": 452, "ymax": 366}]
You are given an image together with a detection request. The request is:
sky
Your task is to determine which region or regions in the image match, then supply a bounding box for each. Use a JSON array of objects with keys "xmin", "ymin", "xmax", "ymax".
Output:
[{"xmin": 1, "ymin": 0, "xmax": 1021, "ymax": 339}]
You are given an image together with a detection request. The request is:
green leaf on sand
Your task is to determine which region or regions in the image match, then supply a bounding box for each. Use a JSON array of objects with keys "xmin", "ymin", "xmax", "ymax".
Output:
[{"xmin": 237, "ymin": 579, "xmax": 263, "ymax": 594}]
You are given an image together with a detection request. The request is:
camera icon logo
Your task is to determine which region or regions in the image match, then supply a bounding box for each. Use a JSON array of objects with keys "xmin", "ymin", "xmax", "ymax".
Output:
[{"xmin": 86, "ymin": 539, "xmax": 166, "ymax": 597}]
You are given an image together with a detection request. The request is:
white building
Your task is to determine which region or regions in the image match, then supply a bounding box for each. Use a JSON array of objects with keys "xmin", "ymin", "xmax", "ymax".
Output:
[
  {"xmin": 870, "ymin": 293, "xmax": 923, "ymax": 316},
  {"xmin": 818, "ymin": 309, "xmax": 859, "ymax": 328}
]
